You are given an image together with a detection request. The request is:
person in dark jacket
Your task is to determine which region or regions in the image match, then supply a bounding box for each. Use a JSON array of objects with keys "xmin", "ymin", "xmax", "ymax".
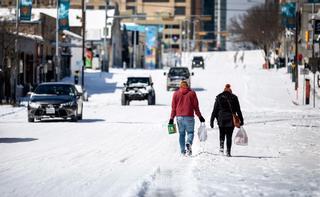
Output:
[
  {"xmin": 210, "ymin": 84, "xmax": 244, "ymax": 157},
  {"xmin": 170, "ymin": 80, "xmax": 205, "ymax": 156}
]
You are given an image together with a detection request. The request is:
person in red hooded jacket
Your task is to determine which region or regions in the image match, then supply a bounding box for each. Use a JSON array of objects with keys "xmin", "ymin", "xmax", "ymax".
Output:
[{"xmin": 169, "ymin": 80, "xmax": 205, "ymax": 156}]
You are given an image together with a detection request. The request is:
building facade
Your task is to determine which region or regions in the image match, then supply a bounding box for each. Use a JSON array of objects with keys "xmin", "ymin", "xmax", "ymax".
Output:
[
  {"xmin": 1, "ymin": 0, "xmax": 109, "ymax": 9},
  {"xmin": 114, "ymin": 0, "xmax": 192, "ymax": 52}
]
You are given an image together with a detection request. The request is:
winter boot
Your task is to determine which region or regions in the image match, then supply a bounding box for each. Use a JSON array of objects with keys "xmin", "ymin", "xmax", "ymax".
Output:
[
  {"xmin": 186, "ymin": 144, "xmax": 192, "ymax": 156},
  {"xmin": 226, "ymin": 150, "xmax": 231, "ymax": 157},
  {"xmin": 219, "ymin": 143, "xmax": 224, "ymax": 155}
]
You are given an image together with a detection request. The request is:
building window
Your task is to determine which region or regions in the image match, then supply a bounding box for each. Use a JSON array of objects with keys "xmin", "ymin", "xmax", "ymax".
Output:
[
  {"xmin": 172, "ymin": 44, "xmax": 179, "ymax": 49},
  {"xmin": 99, "ymin": 5, "xmax": 105, "ymax": 10},
  {"xmin": 175, "ymin": 0, "xmax": 185, "ymax": 2},
  {"xmin": 165, "ymin": 24, "xmax": 180, "ymax": 29},
  {"xmin": 127, "ymin": 0, "xmax": 136, "ymax": 2},
  {"xmin": 143, "ymin": 0, "xmax": 169, "ymax": 2},
  {"xmin": 72, "ymin": 5, "xmax": 82, "ymax": 9},
  {"xmin": 86, "ymin": 5, "xmax": 94, "ymax": 9},
  {"xmin": 126, "ymin": 6, "xmax": 136, "ymax": 13},
  {"xmin": 174, "ymin": 6, "xmax": 185, "ymax": 15},
  {"xmin": 165, "ymin": 34, "xmax": 180, "ymax": 39}
]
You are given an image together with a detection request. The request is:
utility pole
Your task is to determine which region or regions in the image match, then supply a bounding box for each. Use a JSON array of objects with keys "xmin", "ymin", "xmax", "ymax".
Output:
[
  {"xmin": 187, "ymin": 20, "xmax": 190, "ymax": 53},
  {"xmin": 133, "ymin": 0, "xmax": 138, "ymax": 69},
  {"xmin": 193, "ymin": 19, "xmax": 198, "ymax": 51},
  {"xmin": 103, "ymin": 0, "xmax": 109, "ymax": 72},
  {"xmin": 56, "ymin": 0, "xmax": 59, "ymax": 81},
  {"xmin": 81, "ymin": 0, "xmax": 86, "ymax": 88},
  {"xmin": 179, "ymin": 20, "xmax": 182, "ymax": 53},
  {"xmin": 294, "ymin": 1, "xmax": 299, "ymax": 95},
  {"xmin": 217, "ymin": 0, "xmax": 221, "ymax": 49},
  {"xmin": 312, "ymin": 3, "xmax": 316, "ymax": 108},
  {"xmin": 14, "ymin": 0, "xmax": 20, "ymax": 104}
]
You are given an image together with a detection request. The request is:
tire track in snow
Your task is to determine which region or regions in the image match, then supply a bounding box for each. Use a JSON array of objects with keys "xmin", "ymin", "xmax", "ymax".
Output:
[{"xmin": 0, "ymin": 107, "xmax": 25, "ymax": 118}]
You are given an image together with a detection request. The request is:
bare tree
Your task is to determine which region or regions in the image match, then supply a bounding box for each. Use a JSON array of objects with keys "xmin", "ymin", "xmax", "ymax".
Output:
[{"xmin": 229, "ymin": 2, "xmax": 283, "ymax": 55}]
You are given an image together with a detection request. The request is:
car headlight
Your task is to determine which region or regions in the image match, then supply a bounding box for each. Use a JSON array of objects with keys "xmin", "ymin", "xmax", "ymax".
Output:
[
  {"xmin": 200, "ymin": 61, "xmax": 203, "ymax": 65},
  {"xmin": 192, "ymin": 62, "xmax": 195, "ymax": 65},
  {"xmin": 60, "ymin": 101, "xmax": 76, "ymax": 107},
  {"xmin": 29, "ymin": 102, "xmax": 40, "ymax": 108}
]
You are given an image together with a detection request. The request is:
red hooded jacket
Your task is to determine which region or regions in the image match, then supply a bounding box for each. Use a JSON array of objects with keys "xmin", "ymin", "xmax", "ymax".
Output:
[{"xmin": 170, "ymin": 87, "xmax": 202, "ymax": 119}]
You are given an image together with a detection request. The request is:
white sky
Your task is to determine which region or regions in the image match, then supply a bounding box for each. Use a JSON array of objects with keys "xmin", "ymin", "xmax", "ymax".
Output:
[{"xmin": 227, "ymin": 0, "xmax": 265, "ymax": 26}]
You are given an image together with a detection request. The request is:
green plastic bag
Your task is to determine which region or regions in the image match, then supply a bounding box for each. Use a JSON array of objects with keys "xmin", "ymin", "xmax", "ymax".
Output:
[{"xmin": 168, "ymin": 123, "xmax": 177, "ymax": 134}]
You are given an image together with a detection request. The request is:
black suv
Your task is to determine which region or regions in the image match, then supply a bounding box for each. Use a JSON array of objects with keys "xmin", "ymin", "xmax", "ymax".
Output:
[
  {"xmin": 121, "ymin": 77, "xmax": 156, "ymax": 105},
  {"xmin": 27, "ymin": 82, "xmax": 83, "ymax": 122},
  {"xmin": 192, "ymin": 56, "xmax": 205, "ymax": 69},
  {"xmin": 164, "ymin": 67, "xmax": 193, "ymax": 91}
]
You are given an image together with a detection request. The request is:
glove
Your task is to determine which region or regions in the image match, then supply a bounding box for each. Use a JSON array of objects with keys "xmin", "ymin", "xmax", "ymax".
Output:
[
  {"xmin": 169, "ymin": 119, "xmax": 174, "ymax": 124},
  {"xmin": 199, "ymin": 116, "xmax": 205, "ymax": 122}
]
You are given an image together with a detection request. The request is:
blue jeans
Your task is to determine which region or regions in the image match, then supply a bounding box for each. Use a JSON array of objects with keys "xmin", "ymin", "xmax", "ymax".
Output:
[{"xmin": 176, "ymin": 116, "xmax": 195, "ymax": 153}]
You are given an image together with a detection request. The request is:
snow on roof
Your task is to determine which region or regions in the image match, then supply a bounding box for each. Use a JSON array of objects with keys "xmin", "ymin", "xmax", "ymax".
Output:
[
  {"xmin": 31, "ymin": 8, "xmax": 114, "ymax": 28},
  {"xmin": 18, "ymin": 32, "xmax": 44, "ymax": 41},
  {"xmin": 62, "ymin": 30, "xmax": 82, "ymax": 40},
  {"xmin": 0, "ymin": 8, "xmax": 115, "ymax": 41}
]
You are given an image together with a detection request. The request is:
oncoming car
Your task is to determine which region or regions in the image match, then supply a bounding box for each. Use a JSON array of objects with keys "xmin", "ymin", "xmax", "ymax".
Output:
[
  {"xmin": 27, "ymin": 82, "xmax": 83, "ymax": 122},
  {"xmin": 121, "ymin": 76, "xmax": 156, "ymax": 105},
  {"xmin": 164, "ymin": 67, "xmax": 193, "ymax": 91},
  {"xmin": 192, "ymin": 56, "xmax": 205, "ymax": 69}
]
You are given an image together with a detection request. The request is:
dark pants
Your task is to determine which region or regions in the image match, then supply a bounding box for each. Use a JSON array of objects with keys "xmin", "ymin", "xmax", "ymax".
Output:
[{"xmin": 219, "ymin": 127, "xmax": 234, "ymax": 154}]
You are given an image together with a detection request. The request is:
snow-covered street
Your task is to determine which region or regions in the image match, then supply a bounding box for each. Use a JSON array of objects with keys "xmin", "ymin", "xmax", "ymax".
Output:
[{"xmin": 1, "ymin": 51, "xmax": 320, "ymax": 197}]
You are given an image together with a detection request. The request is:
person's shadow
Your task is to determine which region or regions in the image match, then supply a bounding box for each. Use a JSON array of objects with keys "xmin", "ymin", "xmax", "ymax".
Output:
[
  {"xmin": 0, "ymin": 138, "xmax": 38, "ymax": 143},
  {"xmin": 191, "ymin": 151, "xmax": 278, "ymax": 159}
]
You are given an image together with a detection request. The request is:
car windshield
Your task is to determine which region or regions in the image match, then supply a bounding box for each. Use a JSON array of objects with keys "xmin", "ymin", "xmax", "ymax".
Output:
[
  {"xmin": 168, "ymin": 68, "xmax": 190, "ymax": 77},
  {"xmin": 34, "ymin": 84, "xmax": 76, "ymax": 96},
  {"xmin": 193, "ymin": 56, "xmax": 203, "ymax": 61},
  {"xmin": 127, "ymin": 77, "xmax": 150, "ymax": 85}
]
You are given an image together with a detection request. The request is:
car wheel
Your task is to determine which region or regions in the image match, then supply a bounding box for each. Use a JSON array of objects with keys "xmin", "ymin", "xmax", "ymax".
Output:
[
  {"xmin": 148, "ymin": 94, "xmax": 155, "ymax": 105},
  {"xmin": 121, "ymin": 94, "xmax": 127, "ymax": 106},
  {"xmin": 71, "ymin": 115, "xmax": 78, "ymax": 122},
  {"xmin": 151, "ymin": 94, "xmax": 156, "ymax": 105},
  {"xmin": 126, "ymin": 99, "xmax": 130, "ymax": 105},
  {"xmin": 71, "ymin": 110, "xmax": 78, "ymax": 122},
  {"xmin": 28, "ymin": 116, "xmax": 34, "ymax": 122},
  {"xmin": 78, "ymin": 105, "xmax": 83, "ymax": 120},
  {"xmin": 77, "ymin": 112, "xmax": 83, "ymax": 120}
]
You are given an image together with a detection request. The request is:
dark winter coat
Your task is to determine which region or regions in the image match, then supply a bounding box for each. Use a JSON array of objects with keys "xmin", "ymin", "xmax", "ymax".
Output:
[{"xmin": 210, "ymin": 91, "xmax": 244, "ymax": 128}]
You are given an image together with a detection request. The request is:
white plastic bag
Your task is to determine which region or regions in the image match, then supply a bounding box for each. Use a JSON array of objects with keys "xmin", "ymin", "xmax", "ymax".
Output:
[
  {"xmin": 198, "ymin": 123, "xmax": 207, "ymax": 142},
  {"xmin": 234, "ymin": 126, "xmax": 248, "ymax": 146}
]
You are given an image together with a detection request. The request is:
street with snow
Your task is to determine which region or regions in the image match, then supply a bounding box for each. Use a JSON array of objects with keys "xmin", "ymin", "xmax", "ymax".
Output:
[{"xmin": 1, "ymin": 51, "xmax": 320, "ymax": 197}]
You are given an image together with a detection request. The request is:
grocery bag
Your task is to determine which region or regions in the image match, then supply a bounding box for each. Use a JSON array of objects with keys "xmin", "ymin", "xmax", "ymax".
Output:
[
  {"xmin": 168, "ymin": 123, "xmax": 177, "ymax": 135},
  {"xmin": 234, "ymin": 126, "xmax": 248, "ymax": 146},
  {"xmin": 197, "ymin": 123, "xmax": 207, "ymax": 142}
]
